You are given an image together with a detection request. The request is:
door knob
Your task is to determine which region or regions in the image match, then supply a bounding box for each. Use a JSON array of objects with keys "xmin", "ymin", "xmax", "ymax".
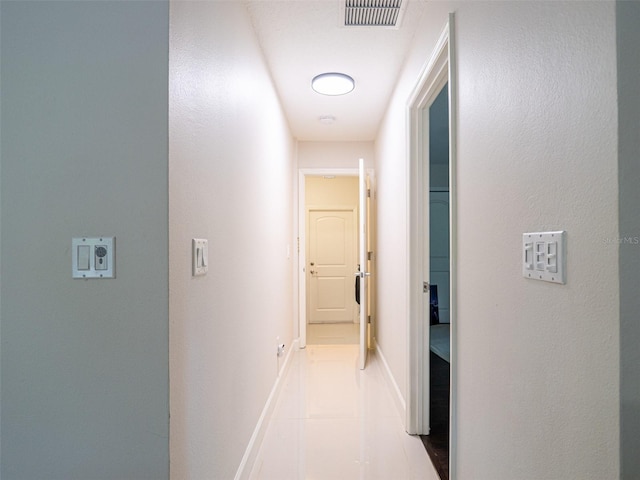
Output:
[{"xmin": 310, "ymin": 262, "xmax": 315, "ymax": 266}]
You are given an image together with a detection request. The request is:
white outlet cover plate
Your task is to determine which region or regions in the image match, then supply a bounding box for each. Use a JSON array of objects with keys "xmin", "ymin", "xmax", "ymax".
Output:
[{"xmin": 522, "ymin": 231, "xmax": 566, "ymax": 284}]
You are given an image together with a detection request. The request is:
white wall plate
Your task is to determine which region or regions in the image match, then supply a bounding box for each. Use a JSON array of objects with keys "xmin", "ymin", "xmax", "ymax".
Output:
[
  {"xmin": 72, "ymin": 237, "xmax": 115, "ymax": 279},
  {"xmin": 522, "ymin": 231, "xmax": 566, "ymax": 284},
  {"xmin": 192, "ymin": 238, "xmax": 208, "ymax": 276}
]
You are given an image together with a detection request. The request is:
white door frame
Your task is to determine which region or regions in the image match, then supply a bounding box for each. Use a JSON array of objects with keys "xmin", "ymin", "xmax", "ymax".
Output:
[
  {"xmin": 298, "ymin": 168, "xmax": 359, "ymax": 348},
  {"xmin": 406, "ymin": 12, "xmax": 457, "ymax": 476}
]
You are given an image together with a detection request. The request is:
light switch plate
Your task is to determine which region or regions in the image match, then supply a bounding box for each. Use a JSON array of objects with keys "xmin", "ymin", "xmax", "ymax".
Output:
[
  {"xmin": 522, "ymin": 231, "xmax": 566, "ymax": 284},
  {"xmin": 192, "ymin": 238, "xmax": 208, "ymax": 276},
  {"xmin": 72, "ymin": 237, "xmax": 115, "ymax": 279}
]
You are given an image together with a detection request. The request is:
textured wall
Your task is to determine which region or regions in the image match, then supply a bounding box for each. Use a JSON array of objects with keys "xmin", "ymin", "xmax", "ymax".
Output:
[
  {"xmin": 455, "ymin": 3, "xmax": 618, "ymax": 477},
  {"xmin": 298, "ymin": 141, "xmax": 374, "ymax": 170},
  {"xmin": 376, "ymin": 1, "xmax": 620, "ymax": 478},
  {"xmin": 1, "ymin": 2, "xmax": 170, "ymax": 478},
  {"xmin": 375, "ymin": 0, "xmax": 453, "ymax": 411},
  {"xmin": 169, "ymin": 2, "xmax": 295, "ymax": 478}
]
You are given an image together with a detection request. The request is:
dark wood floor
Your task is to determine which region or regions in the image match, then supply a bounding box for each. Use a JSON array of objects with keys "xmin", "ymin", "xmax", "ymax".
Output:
[{"xmin": 420, "ymin": 352, "xmax": 450, "ymax": 480}]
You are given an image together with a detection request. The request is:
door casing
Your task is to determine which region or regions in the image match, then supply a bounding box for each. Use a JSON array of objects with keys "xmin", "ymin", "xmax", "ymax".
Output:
[{"xmin": 406, "ymin": 13, "xmax": 457, "ymax": 477}]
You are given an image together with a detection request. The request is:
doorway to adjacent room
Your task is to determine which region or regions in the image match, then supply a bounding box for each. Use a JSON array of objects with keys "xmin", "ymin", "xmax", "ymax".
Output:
[
  {"xmin": 298, "ymin": 164, "xmax": 375, "ymax": 370},
  {"xmin": 407, "ymin": 15, "xmax": 456, "ymax": 480}
]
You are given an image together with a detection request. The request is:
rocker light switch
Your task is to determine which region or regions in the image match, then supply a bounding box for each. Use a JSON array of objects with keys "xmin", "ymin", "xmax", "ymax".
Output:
[
  {"xmin": 77, "ymin": 245, "xmax": 90, "ymax": 270},
  {"xmin": 523, "ymin": 242, "xmax": 533, "ymax": 271},
  {"xmin": 522, "ymin": 231, "xmax": 566, "ymax": 284},
  {"xmin": 72, "ymin": 237, "xmax": 115, "ymax": 279},
  {"xmin": 535, "ymin": 241, "xmax": 546, "ymax": 271},
  {"xmin": 546, "ymin": 242, "xmax": 558, "ymax": 273}
]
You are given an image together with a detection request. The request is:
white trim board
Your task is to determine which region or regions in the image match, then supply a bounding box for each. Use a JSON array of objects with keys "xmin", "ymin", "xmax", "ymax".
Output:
[
  {"xmin": 234, "ymin": 338, "xmax": 299, "ymax": 480},
  {"xmin": 375, "ymin": 342, "xmax": 406, "ymax": 421}
]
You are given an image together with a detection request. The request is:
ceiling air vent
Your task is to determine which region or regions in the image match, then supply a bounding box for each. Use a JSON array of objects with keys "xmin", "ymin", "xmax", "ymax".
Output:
[{"xmin": 343, "ymin": 0, "xmax": 406, "ymax": 28}]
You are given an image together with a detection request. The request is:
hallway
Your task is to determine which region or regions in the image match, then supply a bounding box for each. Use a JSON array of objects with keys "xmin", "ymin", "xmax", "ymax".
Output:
[{"xmin": 249, "ymin": 344, "xmax": 439, "ymax": 479}]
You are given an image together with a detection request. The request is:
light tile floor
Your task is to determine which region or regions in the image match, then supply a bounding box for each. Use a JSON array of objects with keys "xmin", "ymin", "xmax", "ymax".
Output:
[
  {"xmin": 249, "ymin": 345, "xmax": 439, "ymax": 480},
  {"xmin": 306, "ymin": 323, "xmax": 359, "ymax": 345}
]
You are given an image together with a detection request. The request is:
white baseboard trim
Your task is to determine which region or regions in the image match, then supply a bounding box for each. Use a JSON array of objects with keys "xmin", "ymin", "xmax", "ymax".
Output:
[
  {"xmin": 234, "ymin": 337, "xmax": 299, "ymax": 480},
  {"xmin": 375, "ymin": 341, "xmax": 406, "ymax": 422}
]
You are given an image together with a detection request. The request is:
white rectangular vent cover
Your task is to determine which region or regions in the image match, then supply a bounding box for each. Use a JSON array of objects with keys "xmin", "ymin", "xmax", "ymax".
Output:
[{"xmin": 343, "ymin": 0, "xmax": 405, "ymax": 28}]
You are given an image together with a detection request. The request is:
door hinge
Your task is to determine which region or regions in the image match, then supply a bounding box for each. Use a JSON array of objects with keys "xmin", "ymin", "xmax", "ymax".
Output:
[
  {"xmin": 367, "ymin": 251, "xmax": 373, "ymax": 261},
  {"xmin": 368, "ymin": 315, "xmax": 371, "ymax": 324},
  {"xmin": 367, "ymin": 188, "xmax": 371, "ymax": 198},
  {"xmin": 423, "ymin": 281, "xmax": 429, "ymax": 293}
]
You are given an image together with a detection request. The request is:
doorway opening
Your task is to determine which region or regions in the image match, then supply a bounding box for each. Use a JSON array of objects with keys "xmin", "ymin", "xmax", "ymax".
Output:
[
  {"xmin": 298, "ymin": 165, "xmax": 375, "ymax": 369},
  {"xmin": 306, "ymin": 176, "xmax": 359, "ymax": 345},
  {"xmin": 298, "ymin": 168, "xmax": 358, "ymax": 349},
  {"xmin": 407, "ymin": 14, "xmax": 456, "ymax": 480},
  {"xmin": 421, "ymin": 83, "xmax": 451, "ymax": 480}
]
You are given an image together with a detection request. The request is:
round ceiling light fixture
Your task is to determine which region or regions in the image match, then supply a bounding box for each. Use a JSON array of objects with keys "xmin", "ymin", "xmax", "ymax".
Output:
[{"xmin": 311, "ymin": 73, "xmax": 355, "ymax": 96}]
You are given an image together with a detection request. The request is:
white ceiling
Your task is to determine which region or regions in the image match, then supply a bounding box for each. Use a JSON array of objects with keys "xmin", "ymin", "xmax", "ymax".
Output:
[{"xmin": 246, "ymin": 0, "xmax": 428, "ymax": 142}]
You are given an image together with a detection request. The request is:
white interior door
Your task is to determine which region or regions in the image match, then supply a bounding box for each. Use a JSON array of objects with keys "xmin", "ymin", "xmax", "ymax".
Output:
[
  {"xmin": 358, "ymin": 158, "xmax": 370, "ymax": 370},
  {"xmin": 308, "ymin": 209, "xmax": 356, "ymax": 323}
]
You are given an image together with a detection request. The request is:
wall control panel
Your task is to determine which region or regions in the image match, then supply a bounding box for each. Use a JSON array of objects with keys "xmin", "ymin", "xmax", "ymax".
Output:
[
  {"xmin": 192, "ymin": 238, "xmax": 208, "ymax": 276},
  {"xmin": 522, "ymin": 231, "xmax": 566, "ymax": 284},
  {"xmin": 72, "ymin": 237, "xmax": 115, "ymax": 279}
]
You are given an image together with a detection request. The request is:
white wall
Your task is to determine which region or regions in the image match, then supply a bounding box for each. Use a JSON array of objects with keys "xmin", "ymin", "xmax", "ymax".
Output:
[
  {"xmin": 169, "ymin": 2, "xmax": 295, "ymax": 478},
  {"xmin": 298, "ymin": 141, "xmax": 374, "ymax": 170},
  {"xmin": 617, "ymin": 2, "xmax": 640, "ymax": 477},
  {"xmin": 376, "ymin": 2, "xmax": 621, "ymax": 478},
  {"xmin": 375, "ymin": 1, "xmax": 454, "ymax": 407},
  {"xmin": 0, "ymin": 2, "xmax": 170, "ymax": 478}
]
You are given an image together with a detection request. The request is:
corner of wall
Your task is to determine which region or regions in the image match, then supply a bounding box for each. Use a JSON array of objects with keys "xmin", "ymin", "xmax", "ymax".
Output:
[{"xmin": 617, "ymin": 1, "xmax": 640, "ymax": 476}]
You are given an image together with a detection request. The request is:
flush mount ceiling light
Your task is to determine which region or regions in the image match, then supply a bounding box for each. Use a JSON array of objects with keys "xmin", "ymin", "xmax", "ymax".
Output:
[{"xmin": 312, "ymin": 73, "xmax": 355, "ymax": 96}]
